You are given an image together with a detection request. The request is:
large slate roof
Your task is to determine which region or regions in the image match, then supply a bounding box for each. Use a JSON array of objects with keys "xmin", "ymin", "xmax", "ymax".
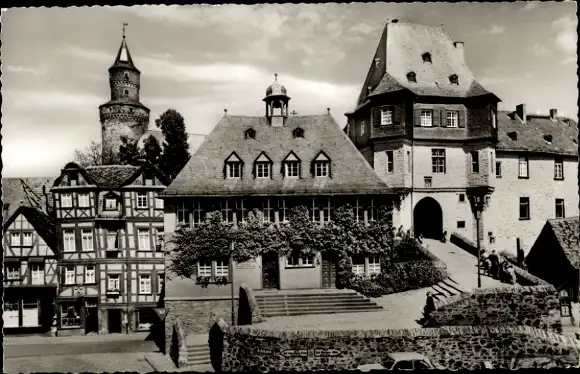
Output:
[
  {"xmin": 548, "ymin": 217, "xmax": 580, "ymax": 268},
  {"xmin": 2, "ymin": 177, "xmax": 55, "ymax": 221},
  {"xmin": 84, "ymin": 165, "xmax": 141, "ymax": 189},
  {"xmin": 162, "ymin": 114, "xmax": 392, "ymax": 197}
]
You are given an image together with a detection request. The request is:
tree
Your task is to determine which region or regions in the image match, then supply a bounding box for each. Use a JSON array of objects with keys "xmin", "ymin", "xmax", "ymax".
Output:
[
  {"xmin": 142, "ymin": 134, "xmax": 162, "ymax": 167},
  {"xmin": 73, "ymin": 140, "xmax": 119, "ymax": 167},
  {"xmin": 118, "ymin": 136, "xmax": 141, "ymax": 166},
  {"xmin": 156, "ymin": 109, "xmax": 190, "ymax": 180}
]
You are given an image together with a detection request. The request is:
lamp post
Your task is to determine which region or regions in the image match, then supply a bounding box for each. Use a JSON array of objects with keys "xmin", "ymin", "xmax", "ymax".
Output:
[
  {"xmin": 230, "ymin": 239, "xmax": 236, "ymax": 326},
  {"xmin": 467, "ymin": 187, "xmax": 493, "ymax": 289}
]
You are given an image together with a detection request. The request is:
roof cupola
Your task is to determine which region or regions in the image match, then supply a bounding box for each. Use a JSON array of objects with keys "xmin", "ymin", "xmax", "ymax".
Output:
[{"xmin": 263, "ymin": 73, "xmax": 291, "ymax": 127}]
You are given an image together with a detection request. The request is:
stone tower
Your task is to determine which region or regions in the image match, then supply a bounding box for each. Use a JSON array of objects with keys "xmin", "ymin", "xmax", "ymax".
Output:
[{"xmin": 99, "ymin": 24, "xmax": 150, "ymax": 161}]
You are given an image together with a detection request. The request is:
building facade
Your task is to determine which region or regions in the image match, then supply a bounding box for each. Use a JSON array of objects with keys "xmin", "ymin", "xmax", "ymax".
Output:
[
  {"xmin": 50, "ymin": 162, "xmax": 167, "ymax": 335},
  {"xmin": 160, "ymin": 77, "xmax": 395, "ymax": 296},
  {"xmin": 345, "ymin": 20, "xmax": 499, "ymax": 242}
]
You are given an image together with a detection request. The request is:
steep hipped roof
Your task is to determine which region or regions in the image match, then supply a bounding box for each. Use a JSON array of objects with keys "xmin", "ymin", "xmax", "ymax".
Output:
[
  {"xmin": 162, "ymin": 114, "xmax": 392, "ymax": 196},
  {"xmin": 496, "ymin": 111, "xmax": 578, "ymax": 156},
  {"xmin": 548, "ymin": 217, "xmax": 580, "ymax": 268},
  {"xmin": 84, "ymin": 165, "xmax": 141, "ymax": 189},
  {"xmin": 3, "ymin": 206, "xmax": 57, "ymax": 252},
  {"xmin": 137, "ymin": 130, "xmax": 207, "ymax": 154},
  {"xmin": 352, "ymin": 21, "xmax": 496, "ymax": 112},
  {"xmin": 109, "ymin": 36, "xmax": 139, "ymax": 73},
  {"xmin": 2, "ymin": 177, "xmax": 55, "ymax": 220}
]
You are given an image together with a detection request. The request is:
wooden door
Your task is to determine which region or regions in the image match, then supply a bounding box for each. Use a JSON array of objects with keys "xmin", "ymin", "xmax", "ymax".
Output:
[
  {"xmin": 261, "ymin": 252, "xmax": 279, "ymax": 290},
  {"xmin": 321, "ymin": 252, "xmax": 337, "ymax": 289}
]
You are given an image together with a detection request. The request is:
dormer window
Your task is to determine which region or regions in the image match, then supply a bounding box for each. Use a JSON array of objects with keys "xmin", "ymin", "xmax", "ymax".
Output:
[
  {"xmin": 244, "ymin": 128, "xmax": 256, "ymax": 140},
  {"xmin": 105, "ymin": 196, "xmax": 117, "ymax": 210},
  {"xmin": 293, "ymin": 128, "xmax": 304, "ymax": 138},
  {"xmin": 422, "ymin": 53, "xmax": 432, "ymax": 63},
  {"xmin": 282, "ymin": 152, "xmax": 301, "ymax": 179},
  {"xmin": 313, "ymin": 151, "xmax": 331, "ymax": 178},
  {"xmin": 449, "ymin": 74, "xmax": 459, "ymax": 85},
  {"xmin": 225, "ymin": 152, "xmax": 243, "ymax": 179},
  {"xmin": 508, "ymin": 131, "xmax": 518, "ymax": 141},
  {"xmin": 543, "ymin": 134, "xmax": 553, "ymax": 144},
  {"xmin": 406, "ymin": 72, "xmax": 416, "ymax": 83},
  {"xmin": 254, "ymin": 152, "xmax": 272, "ymax": 179}
]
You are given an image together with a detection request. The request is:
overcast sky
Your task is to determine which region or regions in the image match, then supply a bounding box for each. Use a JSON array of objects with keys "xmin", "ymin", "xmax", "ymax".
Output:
[{"xmin": 2, "ymin": 2, "xmax": 577, "ymax": 177}]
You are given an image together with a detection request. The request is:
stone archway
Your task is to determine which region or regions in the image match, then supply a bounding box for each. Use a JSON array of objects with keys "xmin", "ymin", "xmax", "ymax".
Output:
[{"xmin": 413, "ymin": 197, "xmax": 443, "ymax": 239}]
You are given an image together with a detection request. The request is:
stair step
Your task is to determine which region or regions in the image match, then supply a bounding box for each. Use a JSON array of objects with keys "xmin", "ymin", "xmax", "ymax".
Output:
[
  {"xmin": 442, "ymin": 280, "xmax": 465, "ymax": 294},
  {"xmin": 258, "ymin": 299, "xmax": 372, "ymax": 306},
  {"xmin": 432, "ymin": 283, "xmax": 456, "ymax": 296},
  {"xmin": 187, "ymin": 359, "xmax": 211, "ymax": 365},
  {"xmin": 261, "ymin": 305, "xmax": 383, "ymax": 312},
  {"xmin": 262, "ymin": 308, "xmax": 382, "ymax": 317},
  {"xmin": 259, "ymin": 303, "xmax": 377, "ymax": 311},
  {"xmin": 187, "ymin": 347, "xmax": 209, "ymax": 354},
  {"xmin": 255, "ymin": 295, "xmax": 362, "ymax": 301}
]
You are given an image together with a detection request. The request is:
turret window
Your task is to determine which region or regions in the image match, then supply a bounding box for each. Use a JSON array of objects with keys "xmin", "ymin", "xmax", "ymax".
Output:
[
  {"xmin": 381, "ymin": 107, "xmax": 393, "ymax": 126},
  {"xmin": 422, "ymin": 53, "xmax": 432, "ymax": 63},
  {"xmin": 449, "ymin": 74, "xmax": 459, "ymax": 85},
  {"xmin": 124, "ymin": 90, "xmax": 129, "ymax": 96},
  {"xmin": 407, "ymin": 72, "xmax": 417, "ymax": 83},
  {"xmin": 124, "ymin": 73, "xmax": 129, "ymax": 80},
  {"xmin": 421, "ymin": 110, "xmax": 433, "ymax": 127}
]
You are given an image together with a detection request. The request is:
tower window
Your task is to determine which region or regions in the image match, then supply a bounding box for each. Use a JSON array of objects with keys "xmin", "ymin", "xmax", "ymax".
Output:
[
  {"xmin": 422, "ymin": 53, "xmax": 432, "ymax": 63},
  {"xmin": 449, "ymin": 74, "xmax": 459, "ymax": 85},
  {"xmin": 124, "ymin": 90, "xmax": 129, "ymax": 96},
  {"xmin": 124, "ymin": 73, "xmax": 129, "ymax": 80},
  {"xmin": 406, "ymin": 72, "xmax": 417, "ymax": 83}
]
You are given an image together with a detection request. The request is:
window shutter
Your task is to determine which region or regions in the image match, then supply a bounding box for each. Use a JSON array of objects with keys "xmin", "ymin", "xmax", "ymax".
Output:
[
  {"xmin": 414, "ymin": 109, "xmax": 421, "ymax": 127},
  {"xmin": 371, "ymin": 108, "xmax": 381, "ymax": 127},
  {"xmin": 433, "ymin": 109, "xmax": 440, "ymax": 127},
  {"xmin": 60, "ymin": 266, "xmax": 65, "ymax": 285},
  {"xmin": 151, "ymin": 269, "xmax": 158, "ymax": 294},
  {"xmin": 393, "ymin": 106, "xmax": 402, "ymax": 125},
  {"xmin": 440, "ymin": 109, "xmax": 447, "ymax": 127},
  {"xmin": 458, "ymin": 110, "xmax": 466, "ymax": 128}
]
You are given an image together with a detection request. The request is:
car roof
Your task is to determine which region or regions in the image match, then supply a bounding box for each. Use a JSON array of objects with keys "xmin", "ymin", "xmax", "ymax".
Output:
[{"xmin": 387, "ymin": 352, "xmax": 429, "ymax": 360}]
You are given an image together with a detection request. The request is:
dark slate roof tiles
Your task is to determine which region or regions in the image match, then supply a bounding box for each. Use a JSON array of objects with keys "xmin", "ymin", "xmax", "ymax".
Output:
[
  {"xmin": 84, "ymin": 165, "xmax": 141, "ymax": 189},
  {"xmin": 549, "ymin": 217, "xmax": 580, "ymax": 268}
]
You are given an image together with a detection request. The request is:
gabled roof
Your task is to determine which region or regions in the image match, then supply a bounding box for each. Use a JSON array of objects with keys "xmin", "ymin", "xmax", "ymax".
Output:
[
  {"xmin": 2, "ymin": 177, "xmax": 55, "ymax": 220},
  {"xmin": 110, "ymin": 36, "xmax": 139, "ymax": 73},
  {"xmin": 548, "ymin": 217, "xmax": 580, "ymax": 268},
  {"xmin": 162, "ymin": 114, "xmax": 392, "ymax": 196},
  {"xmin": 137, "ymin": 129, "xmax": 207, "ymax": 155},
  {"xmin": 3, "ymin": 206, "xmax": 57, "ymax": 252},
  {"xmin": 496, "ymin": 111, "xmax": 578, "ymax": 156}
]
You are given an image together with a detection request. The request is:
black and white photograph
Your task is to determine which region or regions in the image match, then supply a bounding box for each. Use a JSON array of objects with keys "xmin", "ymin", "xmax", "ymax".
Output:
[{"xmin": 1, "ymin": 1, "xmax": 579, "ymax": 372}]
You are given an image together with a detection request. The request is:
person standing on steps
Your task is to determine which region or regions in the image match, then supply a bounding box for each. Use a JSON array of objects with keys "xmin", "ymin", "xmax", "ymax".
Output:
[
  {"xmin": 423, "ymin": 291, "xmax": 436, "ymax": 326},
  {"xmin": 488, "ymin": 250, "xmax": 500, "ymax": 279}
]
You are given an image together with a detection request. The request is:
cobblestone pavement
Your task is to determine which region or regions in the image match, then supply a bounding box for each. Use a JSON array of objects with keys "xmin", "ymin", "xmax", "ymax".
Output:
[
  {"xmin": 4, "ymin": 353, "xmax": 154, "ymax": 373},
  {"xmin": 144, "ymin": 352, "xmax": 214, "ymax": 372},
  {"xmin": 4, "ymin": 331, "xmax": 151, "ymax": 346}
]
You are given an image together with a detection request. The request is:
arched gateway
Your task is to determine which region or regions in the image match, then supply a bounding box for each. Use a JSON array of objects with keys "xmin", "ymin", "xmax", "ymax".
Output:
[{"xmin": 413, "ymin": 197, "xmax": 443, "ymax": 239}]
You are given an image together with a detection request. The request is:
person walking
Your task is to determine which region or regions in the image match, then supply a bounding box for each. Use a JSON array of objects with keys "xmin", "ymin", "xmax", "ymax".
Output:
[
  {"xmin": 507, "ymin": 264, "xmax": 516, "ymax": 285},
  {"xmin": 488, "ymin": 250, "xmax": 500, "ymax": 279},
  {"xmin": 423, "ymin": 291, "xmax": 436, "ymax": 326}
]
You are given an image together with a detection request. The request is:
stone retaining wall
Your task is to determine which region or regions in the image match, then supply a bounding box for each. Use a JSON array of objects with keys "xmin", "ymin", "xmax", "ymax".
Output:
[
  {"xmin": 170, "ymin": 319, "xmax": 187, "ymax": 368},
  {"xmin": 237, "ymin": 283, "xmax": 263, "ymax": 326},
  {"xmin": 431, "ymin": 285, "xmax": 562, "ymax": 332},
  {"xmin": 211, "ymin": 320, "xmax": 580, "ymax": 371}
]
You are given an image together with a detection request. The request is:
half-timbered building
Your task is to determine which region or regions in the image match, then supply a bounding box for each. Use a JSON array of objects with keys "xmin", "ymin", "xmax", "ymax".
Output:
[{"xmin": 50, "ymin": 161, "xmax": 168, "ymax": 335}]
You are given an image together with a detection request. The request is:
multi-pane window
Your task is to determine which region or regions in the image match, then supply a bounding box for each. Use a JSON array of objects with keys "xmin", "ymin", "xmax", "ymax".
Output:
[
  {"xmin": 155, "ymin": 197, "xmax": 164, "ymax": 209},
  {"xmin": 156, "ymin": 229, "xmax": 164, "ymax": 252},
  {"xmin": 226, "ymin": 162, "xmax": 241, "ymax": 178},
  {"xmin": 22, "ymin": 232, "xmax": 32, "ymax": 246},
  {"xmin": 235, "ymin": 199, "xmax": 247, "ymax": 223},
  {"xmin": 518, "ymin": 156, "xmax": 529, "ymax": 178},
  {"xmin": 197, "ymin": 261, "xmax": 212, "ymax": 277},
  {"xmin": 386, "ymin": 151, "xmax": 394, "ymax": 173},
  {"xmin": 81, "ymin": 230, "xmax": 93, "ymax": 250},
  {"xmin": 310, "ymin": 198, "xmax": 320, "ymax": 223},
  {"xmin": 420, "ymin": 110, "xmax": 433, "ymax": 127},
  {"xmin": 431, "ymin": 149, "xmax": 446, "ymax": 173},
  {"xmin": 368, "ymin": 198, "xmax": 378, "ymax": 222},
  {"xmin": 78, "ymin": 193, "xmax": 90, "ymax": 208},
  {"xmin": 105, "ymin": 197, "xmax": 117, "ymax": 210},
  {"xmin": 139, "ymin": 274, "xmax": 151, "ymax": 294},
  {"xmin": 107, "ymin": 274, "xmax": 120, "ymax": 291},
  {"xmin": 287, "ymin": 255, "xmax": 315, "ymax": 268},
  {"xmin": 278, "ymin": 199, "xmax": 289, "ymax": 223},
  {"xmin": 285, "ymin": 161, "xmax": 300, "ymax": 178},
  {"xmin": 381, "ymin": 107, "xmax": 393, "ymax": 126},
  {"xmin": 471, "ymin": 151, "xmax": 480, "ymax": 173},
  {"xmin": 6, "ymin": 264, "xmax": 20, "ymax": 279},
  {"xmin": 256, "ymin": 163, "xmax": 270, "ymax": 178},
  {"xmin": 221, "ymin": 200, "xmax": 234, "ymax": 223},
  {"xmin": 136, "ymin": 192, "xmax": 148, "ymax": 208},
  {"xmin": 314, "ymin": 162, "xmax": 329, "ymax": 177},
  {"xmin": 61, "ymin": 194, "xmax": 73, "ymax": 208},
  {"xmin": 11, "ymin": 233, "xmax": 20, "ymax": 246},
  {"xmin": 496, "ymin": 162, "xmax": 502, "ymax": 178},
  {"xmin": 177, "ymin": 202, "xmax": 191, "ymax": 227},
  {"xmin": 446, "ymin": 111, "xmax": 459, "ymax": 128},
  {"xmin": 158, "ymin": 273, "xmax": 165, "ymax": 294},
  {"xmin": 136, "ymin": 309, "xmax": 155, "ymax": 331},
  {"xmin": 192, "ymin": 201, "xmax": 204, "ymax": 226},
  {"xmin": 262, "ymin": 199, "xmax": 275, "ymax": 223},
  {"xmin": 65, "ymin": 266, "xmax": 76, "ymax": 285},
  {"xmin": 556, "ymin": 199, "xmax": 565, "ymax": 219},
  {"xmin": 63, "ymin": 230, "xmax": 75, "ymax": 252},
  {"xmin": 368, "ymin": 256, "xmax": 381, "ymax": 275},
  {"xmin": 30, "ymin": 263, "xmax": 44, "ymax": 285},
  {"xmin": 85, "ymin": 266, "xmax": 95, "ymax": 284},
  {"xmin": 351, "ymin": 256, "xmax": 365, "ymax": 276},
  {"xmin": 138, "ymin": 229, "xmax": 150, "ymax": 250},
  {"xmin": 353, "ymin": 198, "xmax": 364, "ymax": 222},
  {"xmin": 554, "ymin": 157, "xmax": 564, "ymax": 180},
  {"xmin": 61, "ymin": 302, "xmax": 81, "ymax": 327},
  {"xmin": 107, "ymin": 230, "xmax": 119, "ymax": 250},
  {"xmin": 321, "ymin": 199, "xmax": 333, "ymax": 223},
  {"xmin": 519, "ymin": 197, "xmax": 530, "ymax": 220},
  {"xmin": 215, "ymin": 259, "xmax": 229, "ymax": 278}
]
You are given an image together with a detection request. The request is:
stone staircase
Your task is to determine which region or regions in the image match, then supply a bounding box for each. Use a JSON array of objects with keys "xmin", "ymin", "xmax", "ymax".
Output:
[
  {"xmin": 185, "ymin": 341, "xmax": 210, "ymax": 367},
  {"xmin": 255, "ymin": 289, "xmax": 383, "ymax": 317},
  {"xmin": 429, "ymin": 277, "xmax": 466, "ymax": 301}
]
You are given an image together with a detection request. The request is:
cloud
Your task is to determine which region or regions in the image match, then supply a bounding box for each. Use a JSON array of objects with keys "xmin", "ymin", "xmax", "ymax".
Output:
[
  {"xmin": 480, "ymin": 25, "xmax": 505, "ymax": 35},
  {"xmin": 478, "ymin": 76, "xmax": 509, "ymax": 86},
  {"xmin": 521, "ymin": 2, "xmax": 538, "ymax": 11},
  {"xmin": 560, "ymin": 56, "xmax": 577, "ymax": 66},
  {"xmin": 5, "ymin": 65, "xmax": 45, "ymax": 76},
  {"xmin": 552, "ymin": 16, "xmax": 577, "ymax": 56},
  {"xmin": 4, "ymin": 89, "xmax": 102, "ymax": 111},
  {"xmin": 526, "ymin": 43, "xmax": 550, "ymax": 56}
]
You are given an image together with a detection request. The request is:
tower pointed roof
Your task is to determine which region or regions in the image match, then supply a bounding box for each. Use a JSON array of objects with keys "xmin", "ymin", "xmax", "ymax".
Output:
[{"xmin": 109, "ymin": 25, "xmax": 139, "ymax": 73}]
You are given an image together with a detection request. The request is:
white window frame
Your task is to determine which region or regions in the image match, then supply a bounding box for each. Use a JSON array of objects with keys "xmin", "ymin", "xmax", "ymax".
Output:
[
  {"xmin": 81, "ymin": 229, "xmax": 93, "ymax": 251},
  {"xmin": 310, "ymin": 198, "xmax": 320, "ymax": 223},
  {"xmin": 107, "ymin": 274, "xmax": 120, "ymax": 291},
  {"xmin": 286, "ymin": 255, "xmax": 315, "ymax": 268},
  {"xmin": 381, "ymin": 107, "xmax": 393, "ymax": 126},
  {"xmin": 177, "ymin": 202, "xmax": 191, "ymax": 227},
  {"xmin": 321, "ymin": 198, "xmax": 333, "ymax": 223},
  {"xmin": 61, "ymin": 302, "xmax": 81, "ymax": 327},
  {"xmin": 554, "ymin": 158, "xmax": 564, "ymax": 180},
  {"xmin": 61, "ymin": 194, "xmax": 73, "ymax": 208},
  {"xmin": 386, "ymin": 151, "xmax": 394, "ymax": 173},
  {"xmin": 420, "ymin": 110, "xmax": 433, "ymax": 127},
  {"xmin": 197, "ymin": 260, "xmax": 212, "ymax": 277},
  {"xmin": 192, "ymin": 201, "xmax": 204, "ymax": 226},
  {"xmin": 491, "ymin": 110, "xmax": 497, "ymax": 128},
  {"xmin": 155, "ymin": 197, "xmax": 164, "ymax": 209},
  {"xmin": 215, "ymin": 259, "xmax": 229, "ymax": 278},
  {"xmin": 155, "ymin": 228, "xmax": 164, "ymax": 252},
  {"xmin": 354, "ymin": 198, "xmax": 364, "ymax": 222},
  {"xmin": 314, "ymin": 162, "xmax": 329, "ymax": 177},
  {"xmin": 139, "ymin": 274, "xmax": 151, "ymax": 294},
  {"xmin": 556, "ymin": 199, "xmax": 565, "ymax": 219},
  {"xmin": 11, "ymin": 233, "xmax": 21, "ymax": 246},
  {"xmin": 431, "ymin": 149, "xmax": 446, "ymax": 174},
  {"xmin": 519, "ymin": 197, "xmax": 530, "ymax": 220},
  {"xmin": 136, "ymin": 192, "xmax": 148, "ymax": 209},
  {"xmin": 368, "ymin": 256, "xmax": 381, "ymax": 275},
  {"xmin": 6, "ymin": 264, "xmax": 20, "ymax": 280},
  {"xmin": 351, "ymin": 256, "xmax": 365, "ymax": 276},
  {"xmin": 63, "ymin": 230, "xmax": 76, "ymax": 252},
  {"xmin": 22, "ymin": 232, "xmax": 33, "ymax": 246},
  {"xmin": 138, "ymin": 229, "xmax": 151, "ymax": 251},
  {"xmin": 278, "ymin": 199, "xmax": 288, "ymax": 223},
  {"xmin": 368, "ymin": 198, "xmax": 378, "ymax": 222},
  {"xmin": 285, "ymin": 161, "xmax": 300, "ymax": 178},
  {"xmin": 105, "ymin": 197, "xmax": 117, "ymax": 210},
  {"xmin": 518, "ymin": 156, "xmax": 529, "ymax": 178},
  {"xmin": 262, "ymin": 199, "xmax": 274, "ymax": 223},
  {"xmin": 226, "ymin": 162, "xmax": 241, "ymax": 179},
  {"xmin": 65, "ymin": 266, "xmax": 76, "ymax": 285},
  {"xmin": 256, "ymin": 163, "xmax": 270, "ymax": 178},
  {"xmin": 85, "ymin": 265, "xmax": 96, "ymax": 284},
  {"xmin": 158, "ymin": 273, "xmax": 164, "ymax": 294},
  {"xmin": 471, "ymin": 151, "xmax": 480, "ymax": 173},
  {"xmin": 30, "ymin": 263, "xmax": 44, "ymax": 285},
  {"xmin": 78, "ymin": 193, "xmax": 90, "ymax": 208},
  {"xmin": 446, "ymin": 111, "xmax": 459, "ymax": 128}
]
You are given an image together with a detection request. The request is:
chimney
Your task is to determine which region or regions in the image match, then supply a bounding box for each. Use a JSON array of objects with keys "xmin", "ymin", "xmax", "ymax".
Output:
[
  {"xmin": 327, "ymin": 108, "xmax": 331, "ymax": 115},
  {"xmin": 392, "ymin": 19, "xmax": 399, "ymax": 23},
  {"xmin": 550, "ymin": 108, "xmax": 558, "ymax": 120},
  {"xmin": 516, "ymin": 104, "xmax": 527, "ymax": 124},
  {"xmin": 453, "ymin": 42, "xmax": 464, "ymax": 60}
]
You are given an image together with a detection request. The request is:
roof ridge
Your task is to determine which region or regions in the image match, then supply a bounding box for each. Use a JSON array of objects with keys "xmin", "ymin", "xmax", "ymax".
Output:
[{"xmin": 85, "ymin": 164, "xmax": 139, "ymax": 169}]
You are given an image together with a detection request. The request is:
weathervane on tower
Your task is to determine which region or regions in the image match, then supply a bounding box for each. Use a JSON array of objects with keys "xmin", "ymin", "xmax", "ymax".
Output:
[{"xmin": 123, "ymin": 22, "xmax": 128, "ymax": 38}]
